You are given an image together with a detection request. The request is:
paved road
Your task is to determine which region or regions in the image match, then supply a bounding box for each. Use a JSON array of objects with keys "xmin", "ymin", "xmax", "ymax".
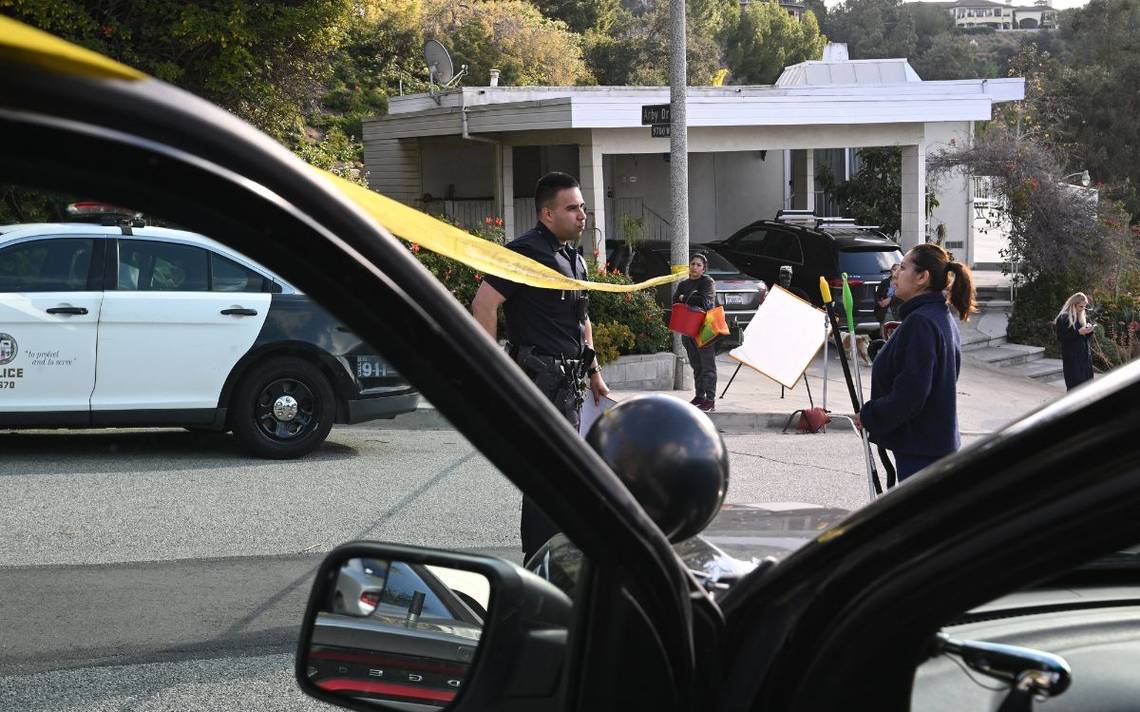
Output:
[{"xmin": 0, "ymin": 425, "xmax": 978, "ymax": 710}]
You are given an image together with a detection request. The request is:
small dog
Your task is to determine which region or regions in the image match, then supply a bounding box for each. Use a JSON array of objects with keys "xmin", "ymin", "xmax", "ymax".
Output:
[{"xmin": 840, "ymin": 332, "xmax": 873, "ymax": 366}]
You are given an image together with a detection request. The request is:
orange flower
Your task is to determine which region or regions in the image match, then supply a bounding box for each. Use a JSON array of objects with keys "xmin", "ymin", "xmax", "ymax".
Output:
[
  {"xmin": 494, "ymin": 217, "xmax": 504, "ymax": 227},
  {"xmin": 474, "ymin": 273, "xmax": 483, "ymax": 281},
  {"xmin": 484, "ymin": 217, "xmax": 493, "ymax": 225},
  {"xmin": 410, "ymin": 243, "xmax": 420, "ymax": 253}
]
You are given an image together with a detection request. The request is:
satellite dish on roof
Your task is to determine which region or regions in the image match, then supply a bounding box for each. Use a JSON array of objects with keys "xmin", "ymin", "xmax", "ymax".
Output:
[
  {"xmin": 424, "ymin": 39, "xmax": 467, "ymax": 104},
  {"xmin": 424, "ymin": 39, "xmax": 454, "ymax": 85}
]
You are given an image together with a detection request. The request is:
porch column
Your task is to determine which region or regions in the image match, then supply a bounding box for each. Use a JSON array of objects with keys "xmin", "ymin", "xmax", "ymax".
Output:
[
  {"xmin": 783, "ymin": 150, "xmax": 792, "ymax": 209},
  {"xmin": 579, "ymin": 142, "xmax": 606, "ymax": 269},
  {"xmin": 805, "ymin": 149, "xmax": 816, "ymax": 213},
  {"xmin": 900, "ymin": 144, "xmax": 927, "ymax": 251},
  {"xmin": 498, "ymin": 144, "xmax": 514, "ymax": 239}
]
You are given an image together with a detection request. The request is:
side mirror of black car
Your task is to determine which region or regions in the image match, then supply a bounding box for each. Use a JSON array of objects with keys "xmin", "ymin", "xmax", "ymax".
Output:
[{"xmin": 296, "ymin": 542, "xmax": 573, "ymax": 711}]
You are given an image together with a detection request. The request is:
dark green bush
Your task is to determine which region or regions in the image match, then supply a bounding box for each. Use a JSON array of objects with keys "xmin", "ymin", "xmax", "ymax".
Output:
[
  {"xmin": 588, "ymin": 270, "xmax": 671, "ymax": 356},
  {"xmin": 1007, "ymin": 273, "xmax": 1084, "ymax": 358}
]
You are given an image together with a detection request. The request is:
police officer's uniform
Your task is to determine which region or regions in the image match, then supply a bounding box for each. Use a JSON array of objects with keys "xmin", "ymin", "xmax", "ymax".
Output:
[{"xmin": 484, "ymin": 221, "xmax": 593, "ymax": 561}]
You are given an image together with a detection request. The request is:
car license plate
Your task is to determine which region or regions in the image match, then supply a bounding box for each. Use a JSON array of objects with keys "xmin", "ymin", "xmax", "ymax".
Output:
[
  {"xmin": 723, "ymin": 294, "xmax": 748, "ymax": 305},
  {"xmin": 356, "ymin": 357, "xmax": 388, "ymax": 378}
]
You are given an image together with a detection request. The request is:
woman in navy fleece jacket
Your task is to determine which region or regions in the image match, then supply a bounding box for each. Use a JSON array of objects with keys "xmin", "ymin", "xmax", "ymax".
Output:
[{"xmin": 857, "ymin": 243, "xmax": 977, "ymax": 482}]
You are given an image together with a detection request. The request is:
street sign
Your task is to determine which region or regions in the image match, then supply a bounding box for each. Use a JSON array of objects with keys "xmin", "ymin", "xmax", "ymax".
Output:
[
  {"xmin": 651, "ymin": 124, "xmax": 670, "ymax": 138},
  {"xmin": 641, "ymin": 104, "xmax": 670, "ymax": 125}
]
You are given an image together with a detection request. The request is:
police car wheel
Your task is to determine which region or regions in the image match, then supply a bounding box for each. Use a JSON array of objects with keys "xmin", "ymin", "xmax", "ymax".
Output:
[{"xmin": 231, "ymin": 357, "xmax": 335, "ymax": 459}]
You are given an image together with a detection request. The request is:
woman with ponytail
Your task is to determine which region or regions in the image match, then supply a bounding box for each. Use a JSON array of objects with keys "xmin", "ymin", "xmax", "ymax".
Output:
[
  {"xmin": 855, "ymin": 243, "xmax": 976, "ymax": 482},
  {"xmin": 1054, "ymin": 292, "xmax": 1095, "ymax": 390}
]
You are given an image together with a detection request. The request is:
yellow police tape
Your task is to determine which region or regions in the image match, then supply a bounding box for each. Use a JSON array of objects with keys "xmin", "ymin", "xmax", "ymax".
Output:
[
  {"xmin": 0, "ymin": 17, "xmax": 145, "ymax": 81},
  {"xmin": 321, "ymin": 170, "xmax": 688, "ymax": 293},
  {"xmin": 0, "ymin": 15, "xmax": 684, "ymax": 292}
]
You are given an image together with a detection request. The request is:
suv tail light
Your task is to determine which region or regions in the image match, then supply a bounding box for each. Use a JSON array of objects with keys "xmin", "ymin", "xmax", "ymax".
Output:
[{"xmin": 361, "ymin": 591, "xmax": 381, "ymax": 608}]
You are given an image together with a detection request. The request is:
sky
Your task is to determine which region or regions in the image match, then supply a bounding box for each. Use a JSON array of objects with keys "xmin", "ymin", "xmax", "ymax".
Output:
[{"xmin": 822, "ymin": 0, "xmax": 1091, "ymax": 8}]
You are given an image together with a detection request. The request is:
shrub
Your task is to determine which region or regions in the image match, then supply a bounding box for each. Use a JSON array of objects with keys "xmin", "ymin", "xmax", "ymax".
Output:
[
  {"xmin": 1089, "ymin": 288, "xmax": 1140, "ymax": 371},
  {"xmin": 408, "ymin": 216, "xmax": 505, "ymax": 307},
  {"xmin": 1007, "ymin": 272, "xmax": 1080, "ymax": 358},
  {"xmin": 588, "ymin": 270, "xmax": 671, "ymax": 356},
  {"xmin": 591, "ymin": 322, "xmax": 635, "ymax": 366}
]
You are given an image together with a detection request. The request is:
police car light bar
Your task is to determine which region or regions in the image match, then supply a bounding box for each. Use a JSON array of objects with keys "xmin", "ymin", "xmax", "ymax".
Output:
[{"xmin": 65, "ymin": 202, "xmax": 145, "ymax": 226}]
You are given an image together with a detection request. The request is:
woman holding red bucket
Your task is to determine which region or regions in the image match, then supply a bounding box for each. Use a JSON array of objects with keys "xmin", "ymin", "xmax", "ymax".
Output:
[{"xmin": 673, "ymin": 253, "xmax": 718, "ymax": 412}]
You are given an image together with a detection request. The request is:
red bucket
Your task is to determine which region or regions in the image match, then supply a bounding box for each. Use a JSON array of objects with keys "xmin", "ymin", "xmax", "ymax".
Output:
[{"xmin": 669, "ymin": 304, "xmax": 705, "ymax": 338}]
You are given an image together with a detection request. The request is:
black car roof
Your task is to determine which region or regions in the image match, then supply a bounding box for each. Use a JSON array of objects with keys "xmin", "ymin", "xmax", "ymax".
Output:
[{"xmin": 741, "ymin": 220, "xmax": 900, "ymax": 250}]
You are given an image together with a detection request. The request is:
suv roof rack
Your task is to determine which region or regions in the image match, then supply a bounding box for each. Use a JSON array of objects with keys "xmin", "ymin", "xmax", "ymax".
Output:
[
  {"xmin": 815, "ymin": 218, "xmax": 883, "ymax": 231},
  {"xmin": 774, "ymin": 209, "xmax": 817, "ymax": 225}
]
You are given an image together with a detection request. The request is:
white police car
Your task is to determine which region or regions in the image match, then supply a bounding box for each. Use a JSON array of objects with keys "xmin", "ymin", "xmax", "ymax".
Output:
[{"xmin": 0, "ymin": 215, "xmax": 418, "ymax": 458}]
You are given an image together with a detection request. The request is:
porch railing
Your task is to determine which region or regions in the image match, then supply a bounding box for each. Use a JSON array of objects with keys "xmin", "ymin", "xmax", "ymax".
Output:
[{"xmin": 613, "ymin": 197, "xmax": 671, "ymax": 242}]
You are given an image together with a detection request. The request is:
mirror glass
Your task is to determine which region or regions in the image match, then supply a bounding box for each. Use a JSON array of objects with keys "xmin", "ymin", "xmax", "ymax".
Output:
[{"xmin": 304, "ymin": 557, "xmax": 490, "ymax": 709}]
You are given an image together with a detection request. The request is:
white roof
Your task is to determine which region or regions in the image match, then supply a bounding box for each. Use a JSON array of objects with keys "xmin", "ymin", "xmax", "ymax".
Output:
[
  {"xmin": 776, "ymin": 58, "xmax": 923, "ymax": 86},
  {"xmin": 366, "ymin": 74, "xmax": 1024, "ymax": 140}
]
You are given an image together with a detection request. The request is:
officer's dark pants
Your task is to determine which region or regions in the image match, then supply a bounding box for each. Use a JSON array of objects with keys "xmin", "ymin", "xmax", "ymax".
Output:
[
  {"xmin": 520, "ymin": 363, "xmax": 581, "ymax": 564},
  {"xmin": 683, "ymin": 336, "xmax": 718, "ymax": 401}
]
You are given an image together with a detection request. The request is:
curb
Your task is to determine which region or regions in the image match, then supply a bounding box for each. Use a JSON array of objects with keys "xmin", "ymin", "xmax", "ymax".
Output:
[{"xmin": 349, "ymin": 405, "xmax": 1003, "ymax": 436}]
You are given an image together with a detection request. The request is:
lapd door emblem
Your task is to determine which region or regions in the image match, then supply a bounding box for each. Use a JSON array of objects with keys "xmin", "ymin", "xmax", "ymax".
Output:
[{"xmin": 0, "ymin": 334, "xmax": 16, "ymax": 365}]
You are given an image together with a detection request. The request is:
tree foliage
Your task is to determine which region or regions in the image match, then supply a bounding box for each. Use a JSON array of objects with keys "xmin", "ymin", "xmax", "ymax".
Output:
[
  {"xmin": 818, "ymin": 148, "xmax": 903, "ymax": 236},
  {"xmin": 928, "ymin": 128, "xmax": 1130, "ymax": 280},
  {"xmin": 909, "ymin": 32, "xmax": 978, "ymax": 80},
  {"xmin": 584, "ymin": 0, "xmax": 737, "ymax": 85},
  {"xmin": 824, "ymin": 0, "xmax": 916, "ymax": 60},
  {"xmin": 928, "ymin": 127, "xmax": 1138, "ymax": 352},
  {"xmin": 421, "ymin": 0, "xmax": 593, "ymax": 86},
  {"xmin": 532, "ymin": 0, "xmax": 619, "ymax": 34},
  {"xmin": 3, "ymin": 0, "xmax": 355, "ymax": 142},
  {"xmin": 1052, "ymin": 0, "xmax": 1140, "ymax": 219},
  {"xmin": 723, "ymin": 2, "xmax": 827, "ymax": 85},
  {"xmin": 2, "ymin": 0, "xmax": 367, "ymax": 180},
  {"xmin": 315, "ymin": 0, "xmax": 428, "ymax": 142}
]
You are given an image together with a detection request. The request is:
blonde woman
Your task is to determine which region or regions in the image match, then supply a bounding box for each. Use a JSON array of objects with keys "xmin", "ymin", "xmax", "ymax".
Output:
[{"xmin": 1055, "ymin": 292, "xmax": 1096, "ymax": 390}]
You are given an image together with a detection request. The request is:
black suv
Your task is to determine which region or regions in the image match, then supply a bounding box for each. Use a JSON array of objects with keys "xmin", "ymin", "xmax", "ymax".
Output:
[{"xmin": 707, "ymin": 211, "xmax": 902, "ymax": 332}]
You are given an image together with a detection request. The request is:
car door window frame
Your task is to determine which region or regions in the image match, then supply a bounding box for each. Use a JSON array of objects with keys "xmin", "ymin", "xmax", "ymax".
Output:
[{"xmin": 1, "ymin": 96, "xmax": 701, "ymax": 710}]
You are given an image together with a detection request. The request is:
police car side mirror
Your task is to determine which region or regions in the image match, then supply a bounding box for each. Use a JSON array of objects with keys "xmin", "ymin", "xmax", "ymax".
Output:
[
  {"xmin": 296, "ymin": 542, "xmax": 572, "ymax": 712},
  {"xmin": 586, "ymin": 394, "xmax": 729, "ymax": 543}
]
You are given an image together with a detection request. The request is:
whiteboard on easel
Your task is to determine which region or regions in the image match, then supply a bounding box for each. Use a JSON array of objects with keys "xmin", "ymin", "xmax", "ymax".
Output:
[{"xmin": 728, "ymin": 285, "xmax": 826, "ymax": 389}]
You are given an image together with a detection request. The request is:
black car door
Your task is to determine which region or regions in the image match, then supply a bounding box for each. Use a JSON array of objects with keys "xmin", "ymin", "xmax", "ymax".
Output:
[
  {"xmin": 719, "ymin": 224, "xmax": 772, "ymax": 282},
  {"xmin": 0, "ymin": 58, "xmax": 705, "ymax": 711},
  {"xmin": 716, "ymin": 369, "xmax": 1140, "ymax": 710}
]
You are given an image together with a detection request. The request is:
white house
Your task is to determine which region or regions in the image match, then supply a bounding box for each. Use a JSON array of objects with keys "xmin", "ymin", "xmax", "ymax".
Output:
[
  {"xmin": 362, "ymin": 51, "xmax": 1024, "ymax": 268},
  {"xmin": 933, "ymin": 0, "xmax": 1057, "ymax": 31}
]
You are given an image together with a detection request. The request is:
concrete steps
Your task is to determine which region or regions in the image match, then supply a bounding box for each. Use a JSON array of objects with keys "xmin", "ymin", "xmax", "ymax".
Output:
[
  {"xmin": 1020, "ymin": 358, "xmax": 1065, "ymax": 382},
  {"xmin": 961, "ymin": 331, "xmax": 1007, "ymax": 351},
  {"xmin": 968, "ymin": 343, "xmax": 1045, "ymax": 368}
]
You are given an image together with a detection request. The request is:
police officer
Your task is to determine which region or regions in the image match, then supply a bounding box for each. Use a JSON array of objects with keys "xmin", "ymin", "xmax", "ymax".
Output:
[{"xmin": 471, "ymin": 171, "xmax": 609, "ymax": 561}]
